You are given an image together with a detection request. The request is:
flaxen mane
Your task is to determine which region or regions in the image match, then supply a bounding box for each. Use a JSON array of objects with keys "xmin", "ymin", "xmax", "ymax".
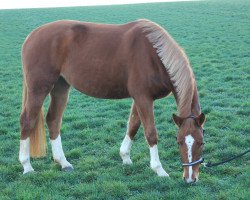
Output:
[{"xmin": 137, "ymin": 19, "xmax": 195, "ymax": 116}]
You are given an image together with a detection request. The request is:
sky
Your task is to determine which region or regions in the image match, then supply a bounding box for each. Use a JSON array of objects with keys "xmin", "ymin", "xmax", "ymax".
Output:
[{"xmin": 0, "ymin": 0, "xmax": 195, "ymax": 10}]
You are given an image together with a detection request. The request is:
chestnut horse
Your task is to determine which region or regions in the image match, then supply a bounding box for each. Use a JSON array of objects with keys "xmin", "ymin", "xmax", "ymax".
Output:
[{"xmin": 19, "ymin": 19, "xmax": 206, "ymax": 183}]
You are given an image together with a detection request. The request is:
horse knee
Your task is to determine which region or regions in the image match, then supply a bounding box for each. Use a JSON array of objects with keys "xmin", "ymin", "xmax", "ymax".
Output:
[{"xmin": 145, "ymin": 130, "xmax": 158, "ymax": 146}]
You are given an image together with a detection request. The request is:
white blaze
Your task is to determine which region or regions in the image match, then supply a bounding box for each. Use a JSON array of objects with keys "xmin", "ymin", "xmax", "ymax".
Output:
[
  {"xmin": 50, "ymin": 134, "xmax": 73, "ymax": 169},
  {"xmin": 19, "ymin": 138, "xmax": 34, "ymax": 174},
  {"xmin": 185, "ymin": 134, "xmax": 194, "ymax": 182}
]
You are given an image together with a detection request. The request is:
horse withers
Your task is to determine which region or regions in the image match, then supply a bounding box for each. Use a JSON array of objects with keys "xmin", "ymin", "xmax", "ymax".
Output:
[{"xmin": 19, "ymin": 19, "xmax": 206, "ymax": 183}]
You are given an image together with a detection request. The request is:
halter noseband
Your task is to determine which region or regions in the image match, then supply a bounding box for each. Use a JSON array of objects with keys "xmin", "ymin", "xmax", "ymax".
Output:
[
  {"xmin": 182, "ymin": 157, "xmax": 204, "ymax": 167},
  {"xmin": 185, "ymin": 114, "xmax": 197, "ymax": 120},
  {"xmin": 181, "ymin": 114, "xmax": 204, "ymax": 167}
]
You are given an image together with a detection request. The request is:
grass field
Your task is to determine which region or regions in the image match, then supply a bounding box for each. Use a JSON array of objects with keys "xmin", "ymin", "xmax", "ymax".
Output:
[{"xmin": 0, "ymin": 0, "xmax": 249, "ymax": 199}]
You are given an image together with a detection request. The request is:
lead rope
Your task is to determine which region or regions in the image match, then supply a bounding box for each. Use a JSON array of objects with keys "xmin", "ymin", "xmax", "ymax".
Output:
[{"xmin": 202, "ymin": 149, "xmax": 250, "ymax": 167}]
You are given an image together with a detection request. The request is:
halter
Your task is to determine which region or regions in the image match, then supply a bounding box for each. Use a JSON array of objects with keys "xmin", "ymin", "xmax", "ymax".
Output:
[
  {"xmin": 182, "ymin": 157, "xmax": 204, "ymax": 167},
  {"xmin": 180, "ymin": 114, "xmax": 204, "ymax": 167},
  {"xmin": 185, "ymin": 114, "xmax": 197, "ymax": 120}
]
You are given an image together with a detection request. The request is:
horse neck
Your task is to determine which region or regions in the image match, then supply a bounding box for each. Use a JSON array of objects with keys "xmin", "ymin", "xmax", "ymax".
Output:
[
  {"xmin": 191, "ymin": 83, "xmax": 201, "ymax": 116},
  {"xmin": 176, "ymin": 80, "xmax": 201, "ymax": 118}
]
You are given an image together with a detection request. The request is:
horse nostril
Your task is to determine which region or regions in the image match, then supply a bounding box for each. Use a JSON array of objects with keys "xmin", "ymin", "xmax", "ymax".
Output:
[{"xmin": 184, "ymin": 177, "xmax": 197, "ymax": 183}]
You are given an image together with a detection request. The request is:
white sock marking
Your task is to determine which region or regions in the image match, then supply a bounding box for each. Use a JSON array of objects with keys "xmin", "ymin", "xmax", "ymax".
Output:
[
  {"xmin": 150, "ymin": 145, "xmax": 169, "ymax": 177},
  {"xmin": 120, "ymin": 134, "xmax": 133, "ymax": 164},
  {"xmin": 19, "ymin": 138, "xmax": 34, "ymax": 174},
  {"xmin": 185, "ymin": 134, "xmax": 194, "ymax": 183},
  {"xmin": 50, "ymin": 134, "xmax": 73, "ymax": 169}
]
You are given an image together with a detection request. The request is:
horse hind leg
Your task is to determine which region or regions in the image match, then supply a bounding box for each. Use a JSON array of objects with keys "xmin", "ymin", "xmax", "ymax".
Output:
[
  {"xmin": 20, "ymin": 87, "xmax": 50, "ymax": 174},
  {"xmin": 120, "ymin": 101, "xmax": 141, "ymax": 164},
  {"xmin": 46, "ymin": 77, "xmax": 73, "ymax": 171}
]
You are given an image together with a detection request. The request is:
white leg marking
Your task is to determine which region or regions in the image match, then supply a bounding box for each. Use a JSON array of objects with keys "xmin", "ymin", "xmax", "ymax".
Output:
[
  {"xmin": 150, "ymin": 145, "xmax": 169, "ymax": 177},
  {"xmin": 120, "ymin": 134, "xmax": 133, "ymax": 164},
  {"xmin": 19, "ymin": 138, "xmax": 34, "ymax": 174},
  {"xmin": 50, "ymin": 134, "xmax": 73, "ymax": 169},
  {"xmin": 185, "ymin": 134, "xmax": 194, "ymax": 183}
]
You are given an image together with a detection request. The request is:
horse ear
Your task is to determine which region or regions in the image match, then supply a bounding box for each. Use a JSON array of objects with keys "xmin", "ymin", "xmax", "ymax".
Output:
[
  {"xmin": 196, "ymin": 113, "xmax": 206, "ymax": 126},
  {"xmin": 172, "ymin": 114, "xmax": 183, "ymax": 127}
]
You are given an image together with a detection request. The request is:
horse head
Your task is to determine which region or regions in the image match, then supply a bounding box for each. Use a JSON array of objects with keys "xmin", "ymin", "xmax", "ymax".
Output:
[{"xmin": 173, "ymin": 113, "xmax": 206, "ymax": 183}]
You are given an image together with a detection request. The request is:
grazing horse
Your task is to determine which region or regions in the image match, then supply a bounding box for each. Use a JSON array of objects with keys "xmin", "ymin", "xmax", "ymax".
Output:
[{"xmin": 19, "ymin": 19, "xmax": 206, "ymax": 183}]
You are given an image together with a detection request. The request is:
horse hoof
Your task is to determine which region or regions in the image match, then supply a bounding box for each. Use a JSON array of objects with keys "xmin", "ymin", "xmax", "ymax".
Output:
[
  {"xmin": 152, "ymin": 166, "xmax": 169, "ymax": 177},
  {"xmin": 62, "ymin": 166, "xmax": 74, "ymax": 172},
  {"xmin": 158, "ymin": 171, "xmax": 169, "ymax": 177},
  {"xmin": 23, "ymin": 170, "xmax": 35, "ymax": 175},
  {"xmin": 122, "ymin": 159, "xmax": 133, "ymax": 165}
]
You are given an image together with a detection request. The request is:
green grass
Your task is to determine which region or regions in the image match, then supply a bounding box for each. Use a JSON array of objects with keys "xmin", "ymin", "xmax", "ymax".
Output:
[{"xmin": 0, "ymin": 0, "xmax": 249, "ymax": 199}]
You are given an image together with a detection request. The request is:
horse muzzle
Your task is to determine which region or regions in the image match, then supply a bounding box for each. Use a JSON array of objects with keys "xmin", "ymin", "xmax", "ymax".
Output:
[{"xmin": 183, "ymin": 176, "xmax": 199, "ymax": 184}]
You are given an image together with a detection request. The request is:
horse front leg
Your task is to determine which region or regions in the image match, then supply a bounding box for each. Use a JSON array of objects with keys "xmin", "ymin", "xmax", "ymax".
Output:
[
  {"xmin": 120, "ymin": 101, "xmax": 141, "ymax": 164},
  {"xmin": 134, "ymin": 97, "xmax": 169, "ymax": 177}
]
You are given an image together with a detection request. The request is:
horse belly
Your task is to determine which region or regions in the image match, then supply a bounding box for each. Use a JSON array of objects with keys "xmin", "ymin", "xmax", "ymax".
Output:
[
  {"xmin": 76, "ymin": 81, "xmax": 130, "ymax": 99},
  {"xmin": 62, "ymin": 64, "xmax": 129, "ymax": 99}
]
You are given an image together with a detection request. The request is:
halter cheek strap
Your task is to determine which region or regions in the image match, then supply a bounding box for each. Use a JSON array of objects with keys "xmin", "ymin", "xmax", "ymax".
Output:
[{"xmin": 182, "ymin": 157, "xmax": 204, "ymax": 167}]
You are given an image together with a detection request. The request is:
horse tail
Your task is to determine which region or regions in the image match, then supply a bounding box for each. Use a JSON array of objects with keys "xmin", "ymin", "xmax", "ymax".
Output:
[
  {"xmin": 30, "ymin": 107, "xmax": 46, "ymax": 158},
  {"xmin": 22, "ymin": 79, "xmax": 47, "ymax": 158}
]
